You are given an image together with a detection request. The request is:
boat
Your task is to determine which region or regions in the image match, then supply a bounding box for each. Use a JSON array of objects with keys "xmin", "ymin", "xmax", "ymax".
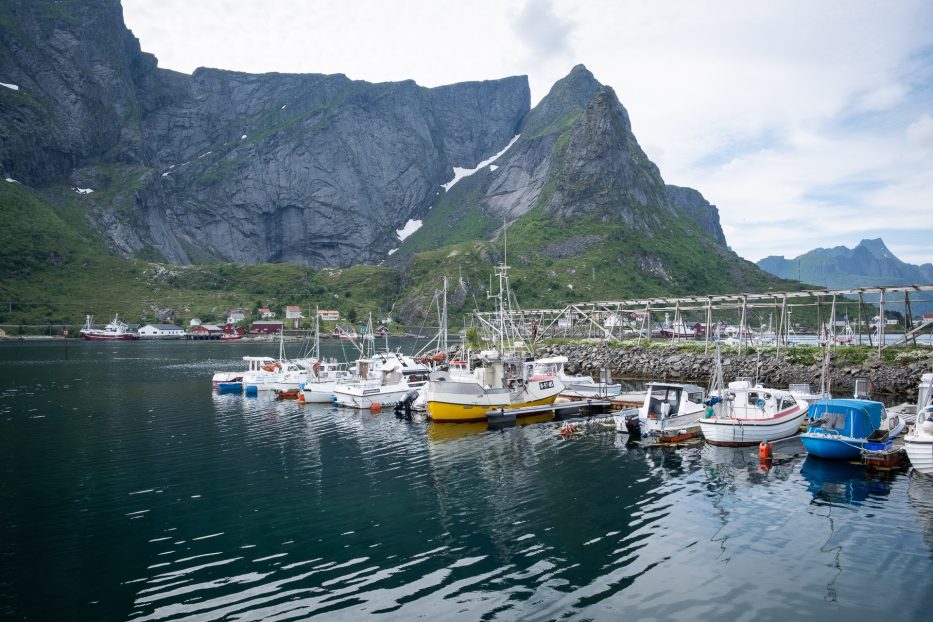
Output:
[
  {"xmin": 801, "ymin": 399, "xmax": 906, "ymax": 460},
  {"xmin": 332, "ymin": 350, "xmax": 432, "ymax": 409},
  {"xmin": 424, "ymin": 263, "xmax": 564, "ymax": 423},
  {"xmin": 531, "ymin": 356, "xmax": 622, "ymax": 398},
  {"xmin": 79, "ymin": 314, "xmax": 137, "ymax": 340},
  {"xmin": 699, "ymin": 381, "xmax": 808, "ymax": 446},
  {"xmin": 212, "ymin": 356, "xmax": 277, "ymax": 389},
  {"xmin": 624, "ymin": 382, "xmax": 707, "ymax": 442},
  {"xmin": 904, "ymin": 372, "xmax": 933, "ymax": 476},
  {"xmin": 659, "ymin": 313, "xmax": 696, "ymax": 340}
]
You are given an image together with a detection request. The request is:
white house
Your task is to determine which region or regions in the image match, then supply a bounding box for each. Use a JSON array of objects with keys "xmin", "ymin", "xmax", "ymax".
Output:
[
  {"xmin": 138, "ymin": 324, "xmax": 186, "ymax": 339},
  {"xmin": 285, "ymin": 306, "xmax": 303, "ymax": 319},
  {"xmin": 259, "ymin": 307, "xmax": 275, "ymax": 319},
  {"xmin": 228, "ymin": 310, "xmax": 246, "ymax": 323},
  {"xmin": 189, "ymin": 318, "xmax": 202, "ymax": 327},
  {"xmin": 319, "ymin": 309, "xmax": 340, "ymax": 321}
]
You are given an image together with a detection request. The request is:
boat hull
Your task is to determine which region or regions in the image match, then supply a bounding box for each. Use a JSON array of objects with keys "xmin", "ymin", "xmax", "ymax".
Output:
[
  {"xmin": 332, "ymin": 383, "xmax": 414, "ymax": 409},
  {"xmin": 801, "ymin": 434, "xmax": 863, "ymax": 460},
  {"xmin": 427, "ymin": 395, "xmax": 558, "ymax": 423},
  {"xmin": 81, "ymin": 333, "xmax": 136, "ymax": 341},
  {"xmin": 700, "ymin": 410, "xmax": 806, "ymax": 446},
  {"xmin": 905, "ymin": 438, "xmax": 933, "ymax": 476}
]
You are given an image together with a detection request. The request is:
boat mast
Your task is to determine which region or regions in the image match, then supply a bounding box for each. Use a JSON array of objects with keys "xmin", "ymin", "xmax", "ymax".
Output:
[
  {"xmin": 314, "ymin": 305, "xmax": 320, "ymax": 361},
  {"xmin": 440, "ymin": 276, "xmax": 448, "ymax": 353}
]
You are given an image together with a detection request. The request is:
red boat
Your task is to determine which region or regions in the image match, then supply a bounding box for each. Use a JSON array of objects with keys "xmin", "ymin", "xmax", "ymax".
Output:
[{"xmin": 79, "ymin": 314, "xmax": 137, "ymax": 340}]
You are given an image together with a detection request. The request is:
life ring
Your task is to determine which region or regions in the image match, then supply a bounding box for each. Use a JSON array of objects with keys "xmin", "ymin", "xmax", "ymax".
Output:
[
  {"xmin": 312, "ymin": 362, "xmax": 321, "ymax": 374},
  {"xmin": 755, "ymin": 398, "xmax": 766, "ymax": 409}
]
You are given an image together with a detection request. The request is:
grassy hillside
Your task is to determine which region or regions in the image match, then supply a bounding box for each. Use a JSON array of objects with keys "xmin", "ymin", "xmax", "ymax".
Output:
[
  {"xmin": 0, "ymin": 181, "xmax": 400, "ymax": 329},
  {"xmin": 0, "ymin": 176, "xmax": 815, "ymax": 333}
]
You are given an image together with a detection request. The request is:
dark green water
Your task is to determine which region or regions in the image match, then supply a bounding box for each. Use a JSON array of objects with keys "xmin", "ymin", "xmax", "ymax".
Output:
[{"xmin": 1, "ymin": 340, "xmax": 932, "ymax": 621}]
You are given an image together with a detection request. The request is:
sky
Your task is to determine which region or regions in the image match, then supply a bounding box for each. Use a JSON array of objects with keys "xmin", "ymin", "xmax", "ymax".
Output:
[{"xmin": 121, "ymin": 0, "xmax": 933, "ymax": 266}]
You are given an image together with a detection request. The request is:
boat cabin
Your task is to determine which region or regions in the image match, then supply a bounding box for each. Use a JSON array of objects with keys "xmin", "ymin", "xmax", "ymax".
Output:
[
  {"xmin": 806, "ymin": 399, "xmax": 885, "ymax": 438},
  {"xmin": 642, "ymin": 383, "xmax": 705, "ymax": 419}
]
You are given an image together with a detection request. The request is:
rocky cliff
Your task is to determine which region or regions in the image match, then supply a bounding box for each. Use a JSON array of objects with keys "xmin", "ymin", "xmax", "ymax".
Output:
[
  {"xmin": 1, "ymin": 1, "xmax": 785, "ymax": 315},
  {"xmin": 0, "ymin": 0, "xmax": 529, "ymax": 267}
]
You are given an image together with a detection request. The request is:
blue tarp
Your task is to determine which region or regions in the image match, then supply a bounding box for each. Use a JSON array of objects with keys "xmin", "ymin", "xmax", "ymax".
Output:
[{"xmin": 807, "ymin": 399, "xmax": 884, "ymax": 439}]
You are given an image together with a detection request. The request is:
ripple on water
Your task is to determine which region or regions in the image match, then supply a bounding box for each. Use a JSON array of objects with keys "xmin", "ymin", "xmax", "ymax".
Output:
[{"xmin": 3, "ymin": 341, "xmax": 933, "ymax": 620}]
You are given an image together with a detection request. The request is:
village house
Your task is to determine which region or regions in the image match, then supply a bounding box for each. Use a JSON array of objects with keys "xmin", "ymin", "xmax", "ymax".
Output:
[
  {"xmin": 189, "ymin": 323, "xmax": 225, "ymax": 340},
  {"xmin": 252, "ymin": 320, "xmax": 284, "ymax": 334},
  {"xmin": 318, "ymin": 309, "xmax": 340, "ymax": 321},
  {"xmin": 286, "ymin": 305, "xmax": 303, "ymax": 328},
  {"xmin": 259, "ymin": 307, "xmax": 275, "ymax": 319},
  {"xmin": 138, "ymin": 323, "xmax": 186, "ymax": 339}
]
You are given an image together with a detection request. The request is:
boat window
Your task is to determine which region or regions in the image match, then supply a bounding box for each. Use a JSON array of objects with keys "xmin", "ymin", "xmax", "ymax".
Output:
[
  {"xmin": 687, "ymin": 392, "xmax": 704, "ymax": 404},
  {"xmin": 747, "ymin": 392, "xmax": 759, "ymax": 406}
]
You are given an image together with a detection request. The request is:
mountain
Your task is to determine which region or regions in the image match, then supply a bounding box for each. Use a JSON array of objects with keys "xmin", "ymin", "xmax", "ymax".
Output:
[
  {"xmin": 758, "ymin": 239, "xmax": 933, "ymax": 288},
  {"xmin": 389, "ymin": 65, "xmax": 769, "ymax": 312},
  {"xmin": 758, "ymin": 239, "xmax": 933, "ymax": 314},
  {"xmin": 0, "ymin": 0, "xmax": 528, "ymax": 267},
  {"xmin": 0, "ymin": 1, "xmax": 791, "ymax": 325}
]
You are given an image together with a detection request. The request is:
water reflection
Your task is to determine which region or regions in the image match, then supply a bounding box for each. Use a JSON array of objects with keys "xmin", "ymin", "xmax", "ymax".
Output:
[{"xmin": 908, "ymin": 473, "xmax": 933, "ymax": 556}]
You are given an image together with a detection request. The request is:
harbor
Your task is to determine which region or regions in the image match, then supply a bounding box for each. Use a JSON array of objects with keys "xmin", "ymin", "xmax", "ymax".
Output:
[{"xmin": 2, "ymin": 338, "xmax": 932, "ymax": 620}]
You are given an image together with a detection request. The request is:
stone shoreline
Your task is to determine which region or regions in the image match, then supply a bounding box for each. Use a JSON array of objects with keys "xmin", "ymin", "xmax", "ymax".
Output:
[{"xmin": 538, "ymin": 344, "xmax": 933, "ymax": 402}]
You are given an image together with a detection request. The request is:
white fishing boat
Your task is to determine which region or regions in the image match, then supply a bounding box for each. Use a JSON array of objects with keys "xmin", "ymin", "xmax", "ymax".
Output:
[
  {"xmin": 699, "ymin": 381, "xmax": 809, "ymax": 446},
  {"xmin": 623, "ymin": 382, "xmax": 707, "ymax": 442},
  {"xmin": 332, "ymin": 351, "xmax": 431, "ymax": 408},
  {"xmin": 904, "ymin": 372, "xmax": 933, "ymax": 476},
  {"xmin": 211, "ymin": 356, "xmax": 277, "ymax": 389},
  {"xmin": 300, "ymin": 360, "xmax": 352, "ymax": 402},
  {"xmin": 531, "ymin": 356, "xmax": 621, "ymax": 398}
]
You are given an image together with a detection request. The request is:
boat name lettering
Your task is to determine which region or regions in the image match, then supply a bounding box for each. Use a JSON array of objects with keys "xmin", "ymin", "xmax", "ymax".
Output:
[{"xmin": 539, "ymin": 380, "xmax": 554, "ymax": 390}]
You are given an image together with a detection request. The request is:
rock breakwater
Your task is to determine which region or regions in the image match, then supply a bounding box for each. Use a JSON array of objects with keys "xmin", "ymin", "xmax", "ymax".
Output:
[{"xmin": 538, "ymin": 344, "xmax": 933, "ymax": 402}]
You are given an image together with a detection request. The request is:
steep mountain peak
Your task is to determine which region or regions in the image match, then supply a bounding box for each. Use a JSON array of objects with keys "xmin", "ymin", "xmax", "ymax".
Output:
[
  {"xmin": 519, "ymin": 64, "xmax": 602, "ymax": 138},
  {"xmin": 544, "ymin": 81, "xmax": 664, "ymax": 221},
  {"xmin": 855, "ymin": 238, "xmax": 895, "ymax": 261}
]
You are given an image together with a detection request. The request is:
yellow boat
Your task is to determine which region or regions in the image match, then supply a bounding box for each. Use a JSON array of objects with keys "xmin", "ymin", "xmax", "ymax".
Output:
[{"xmin": 424, "ymin": 352, "xmax": 564, "ymax": 423}]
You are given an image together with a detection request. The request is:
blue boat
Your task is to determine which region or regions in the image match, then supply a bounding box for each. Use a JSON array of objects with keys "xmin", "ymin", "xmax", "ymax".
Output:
[{"xmin": 801, "ymin": 399, "xmax": 905, "ymax": 460}]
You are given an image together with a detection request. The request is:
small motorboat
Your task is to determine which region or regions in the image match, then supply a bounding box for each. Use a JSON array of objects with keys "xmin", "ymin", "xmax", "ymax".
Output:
[{"xmin": 801, "ymin": 399, "xmax": 905, "ymax": 460}]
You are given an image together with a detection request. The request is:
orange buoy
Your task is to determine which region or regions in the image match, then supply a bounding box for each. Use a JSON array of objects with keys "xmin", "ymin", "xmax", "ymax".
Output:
[
  {"xmin": 370, "ymin": 403, "xmax": 382, "ymax": 412},
  {"xmin": 759, "ymin": 440, "xmax": 773, "ymax": 461},
  {"xmin": 297, "ymin": 392, "xmax": 305, "ymax": 404}
]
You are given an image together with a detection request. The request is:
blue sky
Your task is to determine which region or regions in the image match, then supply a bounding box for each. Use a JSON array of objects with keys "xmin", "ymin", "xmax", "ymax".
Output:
[{"xmin": 122, "ymin": 0, "xmax": 933, "ymax": 265}]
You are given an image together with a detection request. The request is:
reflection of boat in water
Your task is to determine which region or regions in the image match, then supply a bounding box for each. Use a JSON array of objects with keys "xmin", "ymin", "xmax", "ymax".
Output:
[
  {"xmin": 427, "ymin": 422, "xmax": 489, "ymax": 442},
  {"xmin": 801, "ymin": 399, "xmax": 905, "ymax": 460},
  {"xmin": 800, "ymin": 455, "xmax": 894, "ymax": 506},
  {"xmin": 907, "ymin": 471, "xmax": 933, "ymax": 550}
]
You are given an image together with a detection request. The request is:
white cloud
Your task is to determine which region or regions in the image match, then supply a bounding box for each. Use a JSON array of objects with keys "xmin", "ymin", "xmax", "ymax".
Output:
[
  {"xmin": 907, "ymin": 114, "xmax": 933, "ymax": 146},
  {"xmin": 511, "ymin": 0, "xmax": 574, "ymax": 60}
]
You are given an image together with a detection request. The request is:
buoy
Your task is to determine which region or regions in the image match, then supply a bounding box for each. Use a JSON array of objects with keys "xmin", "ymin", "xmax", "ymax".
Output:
[
  {"xmin": 297, "ymin": 392, "xmax": 305, "ymax": 404},
  {"xmin": 370, "ymin": 403, "xmax": 382, "ymax": 412},
  {"xmin": 759, "ymin": 440, "xmax": 773, "ymax": 461}
]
